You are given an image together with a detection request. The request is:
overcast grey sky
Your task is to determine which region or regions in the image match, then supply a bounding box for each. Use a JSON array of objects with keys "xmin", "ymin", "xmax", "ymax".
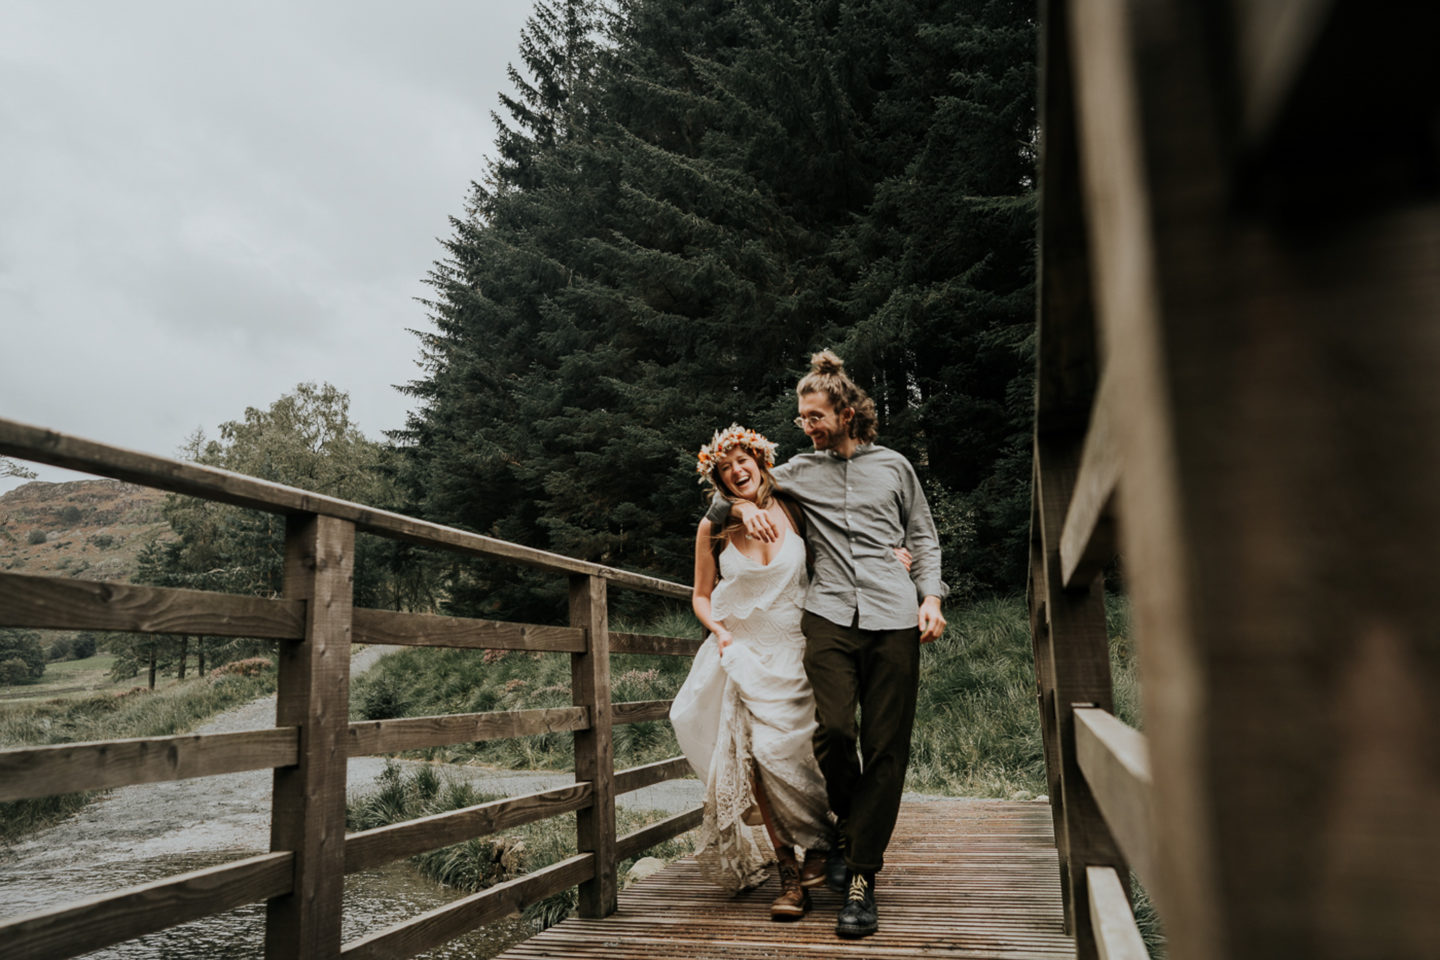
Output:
[{"xmin": 1, "ymin": 0, "xmax": 534, "ymax": 492}]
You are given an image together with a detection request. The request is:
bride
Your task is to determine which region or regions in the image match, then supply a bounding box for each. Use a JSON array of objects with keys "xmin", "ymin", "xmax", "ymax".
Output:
[{"xmin": 670, "ymin": 423, "xmax": 832, "ymax": 920}]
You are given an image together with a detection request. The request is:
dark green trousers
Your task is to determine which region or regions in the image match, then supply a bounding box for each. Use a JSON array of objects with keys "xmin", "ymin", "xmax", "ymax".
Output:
[{"xmin": 800, "ymin": 610, "xmax": 920, "ymax": 874}]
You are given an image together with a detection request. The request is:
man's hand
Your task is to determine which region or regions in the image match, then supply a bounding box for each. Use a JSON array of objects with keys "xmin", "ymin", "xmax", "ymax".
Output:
[
  {"xmin": 735, "ymin": 500, "xmax": 779, "ymax": 542},
  {"xmin": 918, "ymin": 596, "xmax": 946, "ymax": 643}
]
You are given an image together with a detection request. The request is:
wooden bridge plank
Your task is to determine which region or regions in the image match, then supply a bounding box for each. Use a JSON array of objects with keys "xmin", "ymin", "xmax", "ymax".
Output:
[{"xmin": 495, "ymin": 800, "xmax": 1074, "ymax": 960}]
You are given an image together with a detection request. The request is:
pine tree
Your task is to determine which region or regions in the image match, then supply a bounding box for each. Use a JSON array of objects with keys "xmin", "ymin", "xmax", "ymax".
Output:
[{"xmin": 399, "ymin": 0, "xmax": 1040, "ymax": 617}]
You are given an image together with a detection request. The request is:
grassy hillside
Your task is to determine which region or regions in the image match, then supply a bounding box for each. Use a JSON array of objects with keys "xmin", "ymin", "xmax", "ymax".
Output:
[{"xmin": 0, "ymin": 479, "xmax": 170, "ymax": 582}]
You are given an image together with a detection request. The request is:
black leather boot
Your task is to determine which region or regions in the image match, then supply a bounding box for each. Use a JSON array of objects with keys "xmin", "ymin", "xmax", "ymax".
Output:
[
  {"xmin": 824, "ymin": 836, "xmax": 848, "ymax": 893},
  {"xmin": 836, "ymin": 871, "xmax": 877, "ymax": 938}
]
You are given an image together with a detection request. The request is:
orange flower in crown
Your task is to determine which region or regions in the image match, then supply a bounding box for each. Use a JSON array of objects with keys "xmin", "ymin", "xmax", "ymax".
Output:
[{"xmin": 695, "ymin": 423, "xmax": 778, "ymax": 484}]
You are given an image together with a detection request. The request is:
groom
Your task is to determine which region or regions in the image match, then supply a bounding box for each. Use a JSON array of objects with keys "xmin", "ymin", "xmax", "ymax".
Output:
[{"xmin": 706, "ymin": 349, "xmax": 946, "ymax": 939}]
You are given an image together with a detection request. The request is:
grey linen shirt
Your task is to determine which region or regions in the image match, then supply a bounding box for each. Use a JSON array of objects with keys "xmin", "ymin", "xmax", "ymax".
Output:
[{"xmin": 706, "ymin": 444, "xmax": 947, "ymax": 631}]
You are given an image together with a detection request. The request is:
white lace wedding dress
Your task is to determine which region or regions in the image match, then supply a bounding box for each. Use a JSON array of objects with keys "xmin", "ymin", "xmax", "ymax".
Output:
[{"xmin": 669, "ymin": 529, "xmax": 832, "ymax": 893}]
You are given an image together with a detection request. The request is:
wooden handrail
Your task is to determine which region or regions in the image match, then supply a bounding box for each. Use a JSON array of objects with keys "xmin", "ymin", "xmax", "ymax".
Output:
[
  {"xmin": 352, "ymin": 607, "xmax": 587, "ymax": 651},
  {"xmin": 0, "ymin": 571, "xmax": 306, "ymax": 639},
  {"xmin": 344, "ymin": 783, "xmax": 594, "ymax": 873},
  {"xmin": 0, "ymin": 728, "xmax": 298, "ymax": 801},
  {"xmin": 346, "ymin": 707, "xmax": 590, "ymax": 756},
  {"xmin": 0, "ymin": 419, "xmax": 704, "ymax": 959},
  {"xmin": 0, "ymin": 417, "xmax": 689, "ymax": 599},
  {"xmin": 339, "ymin": 854, "xmax": 594, "ymax": 960},
  {"xmin": 1074, "ymin": 707, "xmax": 1155, "ymax": 891},
  {"xmin": 1085, "ymin": 866, "xmax": 1149, "ymax": 960},
  {"xmin": 1, "ymin": 852, "xmax": 293, "ymax": 960}
]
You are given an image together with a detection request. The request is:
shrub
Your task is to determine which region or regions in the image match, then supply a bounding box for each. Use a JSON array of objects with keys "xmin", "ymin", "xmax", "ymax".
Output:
[
  {"xmin": 60, "ymin": 505, "xmax": 83, "ymax": 525},
  {"xmin": 26, "ymin": 529, "xmax": 46, "ymax": 546},
  {"xmin": 0, "ymin": 658, "xmax": 29, "ymax": 685},
  {"xmin": 355, "ymin": 672, "xmax": 411, "ymax": 721},
  {"xmin": 0, "ymin": 629, "xmax": 45, "ymax": 680},
  {"xmin": 47, "ymin": 637, "xmax": 74, "ymax": 662},
  {"xmin": 208, "ymin": 657, "xmax": 273, "ymax": 678},
  {"xmin": 72, "ymin": 634, "xmax": 97, "ymax": 660},
  {"xmin": 87, "ymin": 534, "xmax": 114, "ymax": 550}
]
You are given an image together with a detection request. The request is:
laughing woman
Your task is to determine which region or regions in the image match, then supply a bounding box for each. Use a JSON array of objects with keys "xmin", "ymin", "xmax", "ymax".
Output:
[{"xmin": 669, "ymin": 424, "xmax": 834, "ymax": 920}]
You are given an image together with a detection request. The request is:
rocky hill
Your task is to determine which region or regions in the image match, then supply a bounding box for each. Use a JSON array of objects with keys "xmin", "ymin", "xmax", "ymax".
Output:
[{"xmin": 0, "ymin": 480, "xmax": 172, "ymax": 583}]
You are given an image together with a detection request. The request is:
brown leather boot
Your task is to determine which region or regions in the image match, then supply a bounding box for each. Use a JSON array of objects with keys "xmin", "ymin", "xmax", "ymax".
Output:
[
  {"xmin": 770, "ymin": 858, "xmax": 809, "ymax": 921},
  {"xmin": 799, "ymin": 848, "xmax": 828, "ymax": 888}
]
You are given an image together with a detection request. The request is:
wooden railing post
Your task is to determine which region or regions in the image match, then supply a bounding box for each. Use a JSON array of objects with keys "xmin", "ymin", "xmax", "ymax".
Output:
[
  {"xmin": 265, "ymin": 514, "xmax": 354, "ymax": 959},
  {"xmin": 1035, "ymin": 435, "xmax": 1126, "ymax": 959},
  {"xmin": 569, "ymin": 573, "xmax": 617, "ymax": 918}
]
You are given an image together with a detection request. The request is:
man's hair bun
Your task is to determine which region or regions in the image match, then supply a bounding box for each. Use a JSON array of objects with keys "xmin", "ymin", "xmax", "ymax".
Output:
[{"xmin": 809, "ymin": 349, "xmax": 846, "ymax": 376}]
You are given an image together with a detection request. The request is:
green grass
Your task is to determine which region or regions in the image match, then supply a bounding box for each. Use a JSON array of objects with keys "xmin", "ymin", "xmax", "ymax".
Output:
[
  {"xmin": 347, "ymin": 762, "xmax": 695, "ymax": 929},
  {"xmin": 0, "ymin": 669, "xmax": 276, "ymax": 844},
  {"xmin": 0, "ymin": 653, "xmax": 120, "ymax": 703}
]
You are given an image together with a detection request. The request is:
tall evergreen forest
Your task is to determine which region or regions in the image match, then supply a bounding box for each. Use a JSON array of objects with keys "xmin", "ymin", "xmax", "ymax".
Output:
[{"xmin": 394, "ymin": 0, "xmax": 1037, "ymax": 621}]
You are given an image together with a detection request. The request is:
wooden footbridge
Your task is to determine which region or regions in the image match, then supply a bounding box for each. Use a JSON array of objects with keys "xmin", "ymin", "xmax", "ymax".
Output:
[{"xmin": 4, "ymin": 2, "xmax": 1439, "ymax": 958}]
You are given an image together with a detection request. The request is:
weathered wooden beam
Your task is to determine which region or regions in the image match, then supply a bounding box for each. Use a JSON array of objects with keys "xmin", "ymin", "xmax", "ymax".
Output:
[
  {"xmin": 265, "ymin": 515, "xmax": 352, "ymax": 959},
  {"xmin": 0, "ymin": 417, "xmax": 690, "ymax": 599},
  {"xmin": 0, "ymin": 728, "xmax": 298, "ymax": 802},
  {"xmin": 0, "ymin": 571, "xmax": 304, "ymax": 639},
  {"xmin": 1034, "ymin": 433, "xmax": 1126, "ymax": 954},
  {"xmin": 1059, "ymin": 371, "xmax": 1120, "ymax": 589},
  {"xmin": 1075, "ymin": 707, "xmax": 1155, "ymax": 890},
  {"xmin": 352, "ymin": 607, "xmax": 585, "ymax": 651},
  {"xmin": 609, "ymin": 631, "xmax": 703, "ymax": 657},
  {"xmin": 1035, "ymin": 0, "xmax": 1101, "ymax": 436},
  {"xmin": 615, "ymin": 807, "xmax": 704, "ymax": 861},
  {"xmin": 344, "ymin": 783, "xmax": 592, "ymax": 873},
  {"xmin": 615, "ymin": 756, "xmax": 691, "ymax": 796},
  {"xmin": 339, "ymin": 853, "xmax": 593, "ymax": 960},
  {"xmin": 346, "ymin": 707, "xmax": 589, "ymax": 757},
  {"xmin": 570, "ymin": 574, "xmax": 617, "ymax": 919},
  {"xmin": 611, "ymin": 699, "xmax": 673, "ymax": 725},
  {"xmin": 0, "ymin": 852, "xmax": 291, "ymax": 960},
  {"xmin": 1087, "ymin": 865, "xmax": 1149, "ymax": 960}
]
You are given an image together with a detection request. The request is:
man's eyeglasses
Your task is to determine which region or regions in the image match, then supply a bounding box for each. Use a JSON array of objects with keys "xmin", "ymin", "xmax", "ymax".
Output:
[{"xmin": 793, "ymin": 414, "xmax": 827, "ymax": 429}]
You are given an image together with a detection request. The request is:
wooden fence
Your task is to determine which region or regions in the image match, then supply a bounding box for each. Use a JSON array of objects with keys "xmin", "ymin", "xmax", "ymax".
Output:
[
  {"xmin": 0, "ymin": 417, "xmax": 704, "ymax": 960},
  {"xmin": 1030, "ymin": 2, "xmax": 1440, "ymax": 959}
]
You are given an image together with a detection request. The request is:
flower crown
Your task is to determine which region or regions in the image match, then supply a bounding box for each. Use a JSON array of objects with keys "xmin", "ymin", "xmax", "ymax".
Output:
[{"xmin": 695, "ymin": 423, "xmax": 778, "ymax": 484}]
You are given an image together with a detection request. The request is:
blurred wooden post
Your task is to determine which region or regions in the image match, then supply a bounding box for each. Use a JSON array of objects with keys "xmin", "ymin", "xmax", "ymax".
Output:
[
  {"xmin": 570, "ymin": 573, "xmax": 617, "ymax": 918},
  {"xmin": 265, "ymin": 514, "xmax": 353, "ymax": 959},
  {"xmin": 1061, "ymin": 1, "xmax": 1440, "ymax": 956}
]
